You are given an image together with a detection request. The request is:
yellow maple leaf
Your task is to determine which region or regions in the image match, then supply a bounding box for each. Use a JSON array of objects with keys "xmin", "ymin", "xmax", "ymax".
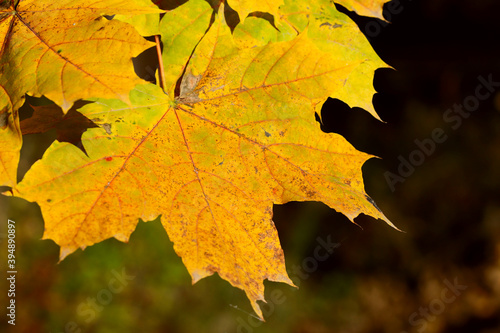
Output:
[
  {"xmin": 0, "ymin": 0, "xmax": 161, "ymax": 186},
  {"xmin": 0, "ymin": 0, "xmax": 160, "ymax": 110},
  {"xmin": 11, "ymin": 5, "xmax": 397, "ymax": 319}
]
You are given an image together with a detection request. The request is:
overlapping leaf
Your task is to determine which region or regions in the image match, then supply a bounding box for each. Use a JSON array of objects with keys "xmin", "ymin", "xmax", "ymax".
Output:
[
  {"xmin": 280, "ymin": 0, "xmax": 388, "ymax": 118},
  {"xmin": 0, "ymin": 100, "xmax": 21, "ymax": 187},
  {"xmin": 20, "ymin": 104, "xmax": 98, "ymax": 152},
  {"xmin": 0, "ymin": 0, "xmax": 161, "ymax": 186},
  {"xmin": 230, "ymin": 0, "xmax": 387, "ymax": 119},
  {"xmin": 159, "ymin": 0, "xmax": 213, "ymax": 96},
  {"xmin": 11, "ymin": 4, "xmax": 396, "ymax": 319}
]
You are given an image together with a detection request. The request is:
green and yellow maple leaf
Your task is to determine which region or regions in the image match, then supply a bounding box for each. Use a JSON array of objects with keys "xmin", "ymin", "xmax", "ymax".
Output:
[
  {"xmin": 0, "ymin": 0, "xmax": 161, "ymax": 186},
  {"xmin": 10, "ymin": 3, "xmax": 397, "ymax": 319},
  {"xmin": 0, "ymin": 0, "xmax": 161, "ymax": 111},
  {"xmin": 159, "ymin": 0, "xmax": 213, "ymax": 97},
  {"xmin": 271, "ymin": 0, "xmax": 388, "ymax": 119}
]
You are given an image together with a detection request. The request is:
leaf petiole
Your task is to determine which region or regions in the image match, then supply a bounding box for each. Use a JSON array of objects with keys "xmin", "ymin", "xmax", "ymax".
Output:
[{"xmin": 155, "ymin": 35, "xmax": 167, "ymax": 94}]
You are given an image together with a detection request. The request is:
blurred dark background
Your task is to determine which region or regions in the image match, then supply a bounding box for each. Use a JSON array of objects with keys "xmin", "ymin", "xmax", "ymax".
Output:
[{"xmin": 2, "ymin": 0, "xmax": 500, "ymax": 332}]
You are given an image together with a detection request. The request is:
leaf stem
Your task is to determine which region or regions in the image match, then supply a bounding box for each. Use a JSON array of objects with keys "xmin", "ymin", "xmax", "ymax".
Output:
[{"xmin": 155, "ymin": 35, "xmax": 167, "ymax": 93}]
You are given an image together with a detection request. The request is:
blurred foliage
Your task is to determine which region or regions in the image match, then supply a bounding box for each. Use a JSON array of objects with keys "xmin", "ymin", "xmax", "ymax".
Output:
[{"xmin": 2, "ymin": 0, "xmax": 500, "ymax": 332}]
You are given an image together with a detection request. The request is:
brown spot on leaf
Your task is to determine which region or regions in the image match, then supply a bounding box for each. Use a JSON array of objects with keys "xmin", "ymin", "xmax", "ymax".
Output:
[
  {"xmin": 178, "ymin": 70, "xmax": 202, "ymax": 104},
  {"xmin": 102, "ymin": 123, "xmax": 112, "ymax": 135}
]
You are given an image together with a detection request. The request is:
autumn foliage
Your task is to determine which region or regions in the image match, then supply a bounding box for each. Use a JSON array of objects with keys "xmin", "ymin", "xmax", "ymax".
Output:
[{"xmin": 0, "ymin": 0, "xmax": 395, "ymax": 318}]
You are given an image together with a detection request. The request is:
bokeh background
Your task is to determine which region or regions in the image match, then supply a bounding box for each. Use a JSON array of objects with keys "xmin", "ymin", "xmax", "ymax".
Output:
[{"xmin": 2, "ymin": 0, "xmax": 500, "ymax": 332}]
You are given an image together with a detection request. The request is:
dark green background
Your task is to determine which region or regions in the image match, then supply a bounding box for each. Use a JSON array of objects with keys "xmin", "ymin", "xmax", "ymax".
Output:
[{"xmin": 1, "ymin": 0, "xmax": 500, "ymax": 332}]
